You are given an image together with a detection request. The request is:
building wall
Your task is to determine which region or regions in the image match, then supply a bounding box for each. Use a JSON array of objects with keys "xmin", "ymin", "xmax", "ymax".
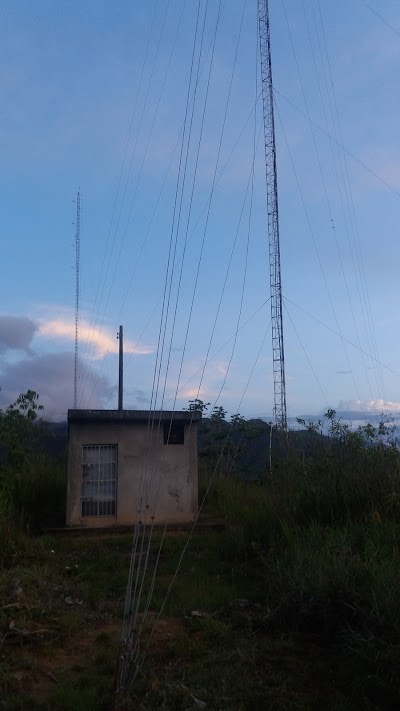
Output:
[{"xmin": 66, "ymin": 420, "xmax": 198, "ymax": 527}]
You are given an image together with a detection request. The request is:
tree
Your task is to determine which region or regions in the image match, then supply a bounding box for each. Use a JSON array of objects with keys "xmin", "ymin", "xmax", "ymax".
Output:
[
  {"xmin": 184, "ymin": 399, "xmax": 210, "ymax": 414},
  {"xmin": 0, "ymin": 390, "xmax": 45, "ymax": 468},
  {"xmin": 210, "ymin": 406, "xmax": 227, "ymax": 422}
]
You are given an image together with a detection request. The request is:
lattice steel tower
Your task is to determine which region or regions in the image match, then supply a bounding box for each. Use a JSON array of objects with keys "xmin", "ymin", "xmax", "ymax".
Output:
[
  {"xmin": 258, "ymin": 0, "xmax": 287, "ymax": 429},
  {"xmin": 73, "ymin": 191, "xmax": 81, "ymax": 409}
]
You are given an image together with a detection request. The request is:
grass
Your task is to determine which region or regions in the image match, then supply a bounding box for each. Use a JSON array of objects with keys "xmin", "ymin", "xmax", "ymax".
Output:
[
  {"xmin": 0, "ymin": 451, "xmax": 66, "ymax": 569},
  {"xmin": 1, "ymin": 415, "xmax": 400, "ymax": 708},
  {"xmin": 1, "ymin": 516, "xmax": 400, "ymax": 709},
  {"xmin": 0, "ymin": 529, "xmax": 266, "ymax": 710}
]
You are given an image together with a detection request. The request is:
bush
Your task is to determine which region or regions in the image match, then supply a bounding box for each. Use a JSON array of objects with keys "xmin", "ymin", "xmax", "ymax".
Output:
[
  {"xmin": 199, "ymin": 419, "xmax": 400, "ymax": 697},
  {"xmin": 0, "ymin": 391, "xmax": 67, "ymax": 567},
  {"xmin": 2, "ymin": 452, "xmax": 67, "ymax": 531}
]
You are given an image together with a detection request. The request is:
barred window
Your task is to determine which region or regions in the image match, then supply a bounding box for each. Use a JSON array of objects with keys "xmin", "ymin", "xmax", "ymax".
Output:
[{"xmin": 81, "ymin": 445, "xmax": 117, "ymax": 517}]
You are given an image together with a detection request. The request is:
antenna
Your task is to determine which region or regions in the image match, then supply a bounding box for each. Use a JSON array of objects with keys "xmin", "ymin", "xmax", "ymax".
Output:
[
  {"xmin": 258, "ymin": 0, "xmax": 287, "ymax": 430},
  {"xmin": 74, "ymin": 191, "xmax": 81, "ymax": 409},
  {"xmin": 117, "ymin": 325, "xmax": 123, "ymax": 411}
]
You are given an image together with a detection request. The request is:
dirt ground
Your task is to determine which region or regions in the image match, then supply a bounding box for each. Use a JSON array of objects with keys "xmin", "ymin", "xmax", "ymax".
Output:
[{"xmin": 1, "ymin": 530, "xmax": 396, "ymax": 711}]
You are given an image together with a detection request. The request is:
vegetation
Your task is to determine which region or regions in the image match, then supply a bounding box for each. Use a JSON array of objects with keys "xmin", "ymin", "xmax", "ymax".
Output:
[
  {"xmin": 0, "ymin": 391, "xmax": 66, "ymax": 566},
  {"xmin": 1, "ymin": 393, "xmax": 400, "ymax": 708}
]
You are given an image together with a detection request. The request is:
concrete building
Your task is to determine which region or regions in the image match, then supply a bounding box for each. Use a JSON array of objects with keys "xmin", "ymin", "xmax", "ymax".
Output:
[{"xmin": 66, "ymin": 409, "xmax": 201, "ymax": 528}]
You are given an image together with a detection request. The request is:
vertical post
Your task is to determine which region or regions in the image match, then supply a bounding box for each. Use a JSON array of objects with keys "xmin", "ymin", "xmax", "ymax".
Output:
[
  {"xmin": 73, "ymin": 191, "xmax": 81, "ymax": 409},
  {"xmin": 118, "ymin": 325, "xmax": 123, "ymax": 411}
]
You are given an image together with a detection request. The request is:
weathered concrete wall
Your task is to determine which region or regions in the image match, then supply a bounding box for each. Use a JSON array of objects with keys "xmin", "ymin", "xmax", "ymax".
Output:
[{"xmin": 66, "ymin": 418, "xmax": 198, "ymax": 527}]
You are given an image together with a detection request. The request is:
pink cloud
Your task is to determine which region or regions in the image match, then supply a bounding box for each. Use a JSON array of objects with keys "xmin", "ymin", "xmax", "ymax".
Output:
[{"xmin": 38, "ymin": 318, "xmax": 153, "ymax": 359}]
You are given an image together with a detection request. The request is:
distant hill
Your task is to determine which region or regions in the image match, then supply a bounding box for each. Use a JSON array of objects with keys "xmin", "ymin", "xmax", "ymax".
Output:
[
  {"xmin": 37, "ymin": 416, "xmax": 334, "ymax": 476},
  {"xmin": 198, "ymin": 417, "xmax": 330, "ymax": 478}
]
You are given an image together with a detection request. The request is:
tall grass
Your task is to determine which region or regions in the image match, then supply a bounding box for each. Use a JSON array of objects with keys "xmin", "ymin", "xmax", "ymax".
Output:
[
  {"xmin": 0, "ymin": 391, "xmax": 67, "ymax": 566},
  {"xmin": 200, "ymin": 432, "xmax": 400, "ymax": 692},
  {"xmin": 0, "ymin": 452, "xmax": 67, "ymax": 566},
  {"xmin": 203, "ymin": 428, "xmax": 400, "ymax": 535}
]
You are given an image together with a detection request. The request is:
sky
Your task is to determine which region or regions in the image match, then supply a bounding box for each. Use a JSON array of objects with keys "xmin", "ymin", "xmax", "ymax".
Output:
[{"xmin": 1, "ymin": 0, "xmax": 400, "ymax": 423}]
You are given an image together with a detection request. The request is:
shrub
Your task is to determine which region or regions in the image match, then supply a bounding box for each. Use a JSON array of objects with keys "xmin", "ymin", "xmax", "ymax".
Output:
[{"xmin": 0, "ymin": 391, "xmax": 67, "ymax": 566}]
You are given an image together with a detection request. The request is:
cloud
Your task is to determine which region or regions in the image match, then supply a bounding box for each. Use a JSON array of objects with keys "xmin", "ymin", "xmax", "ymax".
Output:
[
  {"xmin": 163, "ymin": 358, "xmax": 233, "ymax": 409},
  {"xmin": 38, "ymin": 318, "xmax": 153, "ymax": 359},
  {"xmin": 0, "ymin": 311, "xmax": 155, "ymax": 419},
  {"xmin": 0, "ymin": 352, "xmax": 112, "ymax": 421},
  {"xmin": 124, "ymin": 387, "xmax": 150, "ymax": 407},
  {"xmin": 180, "ymin": 386, "xmax": 207, "ymax": 401},
  {"xmin": 0, "ymin": 315, "xmax": 37, "ymax": 354},
  {"xmin": 338, "ymin": 399, "xmax": 400, "ymax": 414}
]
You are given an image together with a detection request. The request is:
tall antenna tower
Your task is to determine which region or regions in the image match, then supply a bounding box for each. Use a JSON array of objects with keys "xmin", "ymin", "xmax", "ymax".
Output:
[
  {"xmin": 73, "ymin": 190, "xmax": 81, "ymax": 409},
  {"xmin": 258, "ymin": 0, "xmax": 287, "ymax": 429}
]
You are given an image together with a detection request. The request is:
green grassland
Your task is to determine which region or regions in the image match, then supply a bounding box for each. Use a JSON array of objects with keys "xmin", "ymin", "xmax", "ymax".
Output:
[{"xmin": 1, "ymin": 396, "xmax": 400, "ymax": 709}]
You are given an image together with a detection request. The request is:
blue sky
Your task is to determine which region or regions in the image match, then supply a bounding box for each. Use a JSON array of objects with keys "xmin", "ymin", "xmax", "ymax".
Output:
[{"xmin": 1, "ymin": 0, "xmax": 400, "ymax": 422}]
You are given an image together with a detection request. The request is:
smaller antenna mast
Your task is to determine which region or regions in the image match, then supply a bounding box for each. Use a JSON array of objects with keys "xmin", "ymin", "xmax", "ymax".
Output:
[
  {"xmin": 117, "ymin": 325, "xmax": 123, "ymax": 411},
  {"xmin": 73, "ymin": 191, "xmax": 81, "ymax": 409}
]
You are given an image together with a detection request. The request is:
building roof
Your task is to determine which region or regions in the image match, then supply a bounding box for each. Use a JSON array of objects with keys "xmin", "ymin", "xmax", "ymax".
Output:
[{"xmin": 67, "ymin": 409, "xmax": 202, "ymax": 425}]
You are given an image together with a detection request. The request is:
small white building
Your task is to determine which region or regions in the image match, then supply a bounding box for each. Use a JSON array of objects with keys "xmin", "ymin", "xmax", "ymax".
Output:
[{"xmin": 66, "ymin": 409, "xmax": 201, "ymax": 528}]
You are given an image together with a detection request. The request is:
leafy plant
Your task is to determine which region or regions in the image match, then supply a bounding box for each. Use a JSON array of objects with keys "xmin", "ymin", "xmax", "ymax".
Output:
[{"xmin": 0, "ymin": 391, "xmax": 66, "ymax": 563}]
